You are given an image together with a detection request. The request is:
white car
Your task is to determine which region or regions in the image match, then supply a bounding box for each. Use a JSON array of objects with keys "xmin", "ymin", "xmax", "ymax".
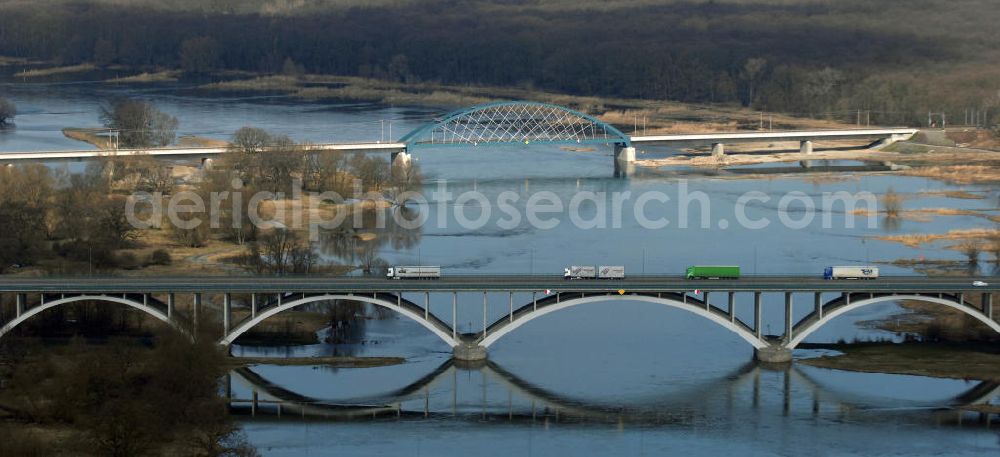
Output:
[{"xmin": 973, "ymin": 280, "xmax": 989, "ymax": 287}]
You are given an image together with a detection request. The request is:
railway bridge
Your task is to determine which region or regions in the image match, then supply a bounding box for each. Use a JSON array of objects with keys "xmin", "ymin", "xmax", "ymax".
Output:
[{"xmin": 1, "ymin": 276, "xmax": 997, "ymax": 363}]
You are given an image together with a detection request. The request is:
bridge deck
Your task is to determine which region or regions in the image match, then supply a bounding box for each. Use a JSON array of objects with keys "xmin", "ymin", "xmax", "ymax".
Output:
[
  {"xmin": 630, "ymin": 128, "xmax": 917, "ymax": 144},
  {"xmin": 0, "ymin": 276, "xmax": 996, "ymax": 293},
  {"xmin": 0, "ymin": 142, "xmax": 406, "ymax": 162},
  {"xmin": 0, "ymin": 128, "xmax": 918, "ymax": 162}
]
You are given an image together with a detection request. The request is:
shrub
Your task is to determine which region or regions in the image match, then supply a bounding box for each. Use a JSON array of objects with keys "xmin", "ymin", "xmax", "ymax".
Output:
[
  {"xmin": 149, "ymin": 249, "xmax": 171, "ymax": 266},
  {"xmin": 882, "ymin": 187, "xmax": 902, "ymax": 217},
  {"xmin": 116, "ymin": 251, "xmax": 141, "ymax": 270}
]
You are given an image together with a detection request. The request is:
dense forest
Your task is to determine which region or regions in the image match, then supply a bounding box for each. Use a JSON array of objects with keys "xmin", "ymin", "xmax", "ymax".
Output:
[{"xmin": 0, "ymin": 0, "xmax": 998, "ymax": 126}]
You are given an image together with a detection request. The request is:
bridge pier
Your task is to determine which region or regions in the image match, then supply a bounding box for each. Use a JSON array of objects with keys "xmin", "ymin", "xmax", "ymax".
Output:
[
  {"xmin": 613, "ymin": 144, "xmax": 636, "ymax": 163},
  {"xmin": 754, "ymin": 346, "xmax": 793, "ymax": 363},
  {"xmin": 391, "ymin": 150, "xmax": 411, "ymax": 169},
  {"xmin": 613, "ymin": 144, "xmax": 636, "ymax": 178},
  {"xmin": 711, "ymin": 143, "xmax": 725, "ymax": 157},
  {"xmin": 613, "ymin": 159, "xmax": 635, "ymax": 178},
  {"xmin": 799, "ymin": 140, "xmax": 814, "ymax": 155},
  {"xmin": 200, "ymin": 157, "xmax": 213, "ymax": 170},
  {"xmin": 453, "ymin": 343, "xmax": 488, "ymax": 361}
]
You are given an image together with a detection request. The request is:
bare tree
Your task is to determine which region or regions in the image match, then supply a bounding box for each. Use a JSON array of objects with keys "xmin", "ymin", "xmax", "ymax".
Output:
[
  {"xmin": 882, "ymin": 187, "xmax": 902, "ymax": 218},
  {"xmin": 958, "ymin": 239, "xmax": 983, "ymax": 265},
  {"xmin": 100, "ymin": 98, "xmax": 178, "ymax": 148},
  {"xmin": 240, "ymin": 229, "xmax": 317, "ymax": 275},
  {"xmin": 741, "ymin": 57, "xmax": 767, "ymax": 107},
  {"xmin": 351, "ymin": 154, "xmax": 390, "ymax": 193}
]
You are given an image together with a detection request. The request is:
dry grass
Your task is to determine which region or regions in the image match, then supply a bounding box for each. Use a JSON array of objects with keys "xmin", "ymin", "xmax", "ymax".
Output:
[
  {"xmin": 61, "ymin": 128, "xmax": 113, "ymax": 149},
  {"xmin": 14, "ymin": 63, "xmax": 95, "ymax": 78},
  {"xmin": 912, "ymin": 208, "xmax": 1000, "ymax": 222},
  {"xmin": 176, "ymin": 135, "xmax": 227, "ymax": 147},
  {"xmin": 202, "ymin": 75, "xmax": 300, "ymax": 91},
  {"xmin": 918, "ymin": 190, "xmax": 987, "ymax": 200},
  {"xmin": 849, "ymin": 207, "xmax": 1000, "ymax": 223},
  {"xmin": 901, "ymin": 165, "xmax": 1000, "ymax": 185},
  {"xmin": 0, "ymin": 55, "xmax": 29, "ymax": 66},
  {"xmin": 872, "ymin": 228, "xmax": 1000, "ymax": 248},
  {"xmin": 106, "ymin": 70, "xmax": 180, "ymax": 83}
]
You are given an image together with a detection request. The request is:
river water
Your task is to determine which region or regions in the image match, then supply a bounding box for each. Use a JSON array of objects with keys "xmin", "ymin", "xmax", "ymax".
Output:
[{"xmin": 2, "ymin": 80, "xmax": 999, "ymax": 455}]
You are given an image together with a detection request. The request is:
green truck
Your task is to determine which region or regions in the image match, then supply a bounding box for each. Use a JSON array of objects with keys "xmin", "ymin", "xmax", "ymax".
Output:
[{"xmin": 685, "ymin": 265, "xmax": 740, "ymax": 280}]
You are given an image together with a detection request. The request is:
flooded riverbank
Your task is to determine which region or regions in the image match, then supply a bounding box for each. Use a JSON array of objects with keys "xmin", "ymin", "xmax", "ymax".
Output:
[{"xmin": 2, "ymin": 81, "xmax": 999, "ymax": 456}]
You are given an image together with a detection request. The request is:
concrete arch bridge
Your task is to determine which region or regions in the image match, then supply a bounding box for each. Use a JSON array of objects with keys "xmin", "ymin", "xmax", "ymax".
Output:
[{"xmin": 1, "ymin": 276, "xmax": 997, "ymax": 364}]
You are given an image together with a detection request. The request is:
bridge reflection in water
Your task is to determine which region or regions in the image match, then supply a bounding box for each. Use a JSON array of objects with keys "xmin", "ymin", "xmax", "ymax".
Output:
[{"xmin": 225, "ymin": 360, "xmax": 1000, "ymax": 427}]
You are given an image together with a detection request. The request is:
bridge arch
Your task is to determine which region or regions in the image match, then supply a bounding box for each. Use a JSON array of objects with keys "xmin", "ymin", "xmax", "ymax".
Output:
[
  {"xmin": 0, "ymin": 294, "xmax": 181, "ymax": 341},
  {"xmin": 219, "ymin": 293, "xmax": 460, "ymax": 348},
  {"xmin": 399, "ymin": 101, "xmax": 631, "ymax": 148},
  {"xmin": 788, "ymin": 294, "xmax": 1000, "ymax": 349},
  {"xmin": 479, "ymin": 294, "xmax": 767, "ymax": 350}
]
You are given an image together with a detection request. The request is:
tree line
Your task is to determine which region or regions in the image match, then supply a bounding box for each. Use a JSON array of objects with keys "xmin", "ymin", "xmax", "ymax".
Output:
[
  {"xmin": 0, "ymin": 333, "xmax": 259, "ymax": 456},
  {"xmin": 1, "ymin": 1, "xmax": 998, "ymax": 127},
  {"xmin": 0, "ymin": 99, "xmax": 422, "ymax": 277}
]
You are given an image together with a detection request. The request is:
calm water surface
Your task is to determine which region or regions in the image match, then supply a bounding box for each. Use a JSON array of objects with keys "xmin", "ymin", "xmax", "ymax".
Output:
[{"xmin": 3, "ymin": 81, "xmax": 999, "ymax": 455}]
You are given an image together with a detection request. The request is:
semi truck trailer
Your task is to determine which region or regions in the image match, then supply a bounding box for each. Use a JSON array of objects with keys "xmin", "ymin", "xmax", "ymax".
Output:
[
  {"xmin": 386, "ymin": 266, "xmax": 441, "ymax": 279},
  {"xmin": 824, "ymin": 266, "xmax": 879, "ymax": 280},
  {"xmin": 564, "ymin": 266, "xmax": 626, "ymax": 279},
  {"xmin": 685, "ymin": 265, "xmax": 740, "ymax": 280}
]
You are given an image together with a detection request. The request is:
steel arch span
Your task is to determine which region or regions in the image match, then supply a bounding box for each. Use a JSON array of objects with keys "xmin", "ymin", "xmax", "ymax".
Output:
[
  {"xmin": 478, "ymin": 293, "xmax": 768, "ymax": 350},
  {"xmin": 399, "ymin": 101, "xmax": 632, "ymax": 148},
  {"xmin": 0, "ymin": 294, "xmax": 183, "ymax": 341},
  {"xmin": 219, "ymin": 293, "xmax": 460, "ymax": 348},
  {"xmin": 788, "ymin": 294, "xmax": 1000, "ymax": 348}
]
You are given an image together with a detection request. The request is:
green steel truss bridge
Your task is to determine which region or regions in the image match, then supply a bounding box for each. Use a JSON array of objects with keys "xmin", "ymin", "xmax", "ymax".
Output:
[{"xmin": 0, "ymin": 101, "xmax": 916, "ymax": 176}]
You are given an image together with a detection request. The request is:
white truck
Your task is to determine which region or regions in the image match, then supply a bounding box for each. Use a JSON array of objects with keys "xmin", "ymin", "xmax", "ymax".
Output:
[
  {"xmin": 564, "ymin": 265, "xmax": 597, "ymax": 279},
  {"xmin": 598, "ymin": 265, "xmax": 626, "ymax": 279},
  {"xmin": 824, "ymin": 266, "xmax": 879, "ymax": 280},
  {"xmin": 564, "ymin": 265, "xmax": 625, "ymax": 279},
  {"xmin": 386, "ymin": 266, "xmax": 441, "ymax": 279}
]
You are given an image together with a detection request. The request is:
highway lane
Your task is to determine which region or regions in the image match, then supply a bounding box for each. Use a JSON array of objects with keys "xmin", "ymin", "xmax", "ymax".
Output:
[{"xmin": 0, "ymin": 275, "xmax": 997, "ymax": 293}]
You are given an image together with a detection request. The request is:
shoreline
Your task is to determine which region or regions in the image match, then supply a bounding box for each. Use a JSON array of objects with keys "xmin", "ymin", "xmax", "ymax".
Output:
[{"xmin": 798, "ymin": 342, "xmax": 1000, "ymax": 382}]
